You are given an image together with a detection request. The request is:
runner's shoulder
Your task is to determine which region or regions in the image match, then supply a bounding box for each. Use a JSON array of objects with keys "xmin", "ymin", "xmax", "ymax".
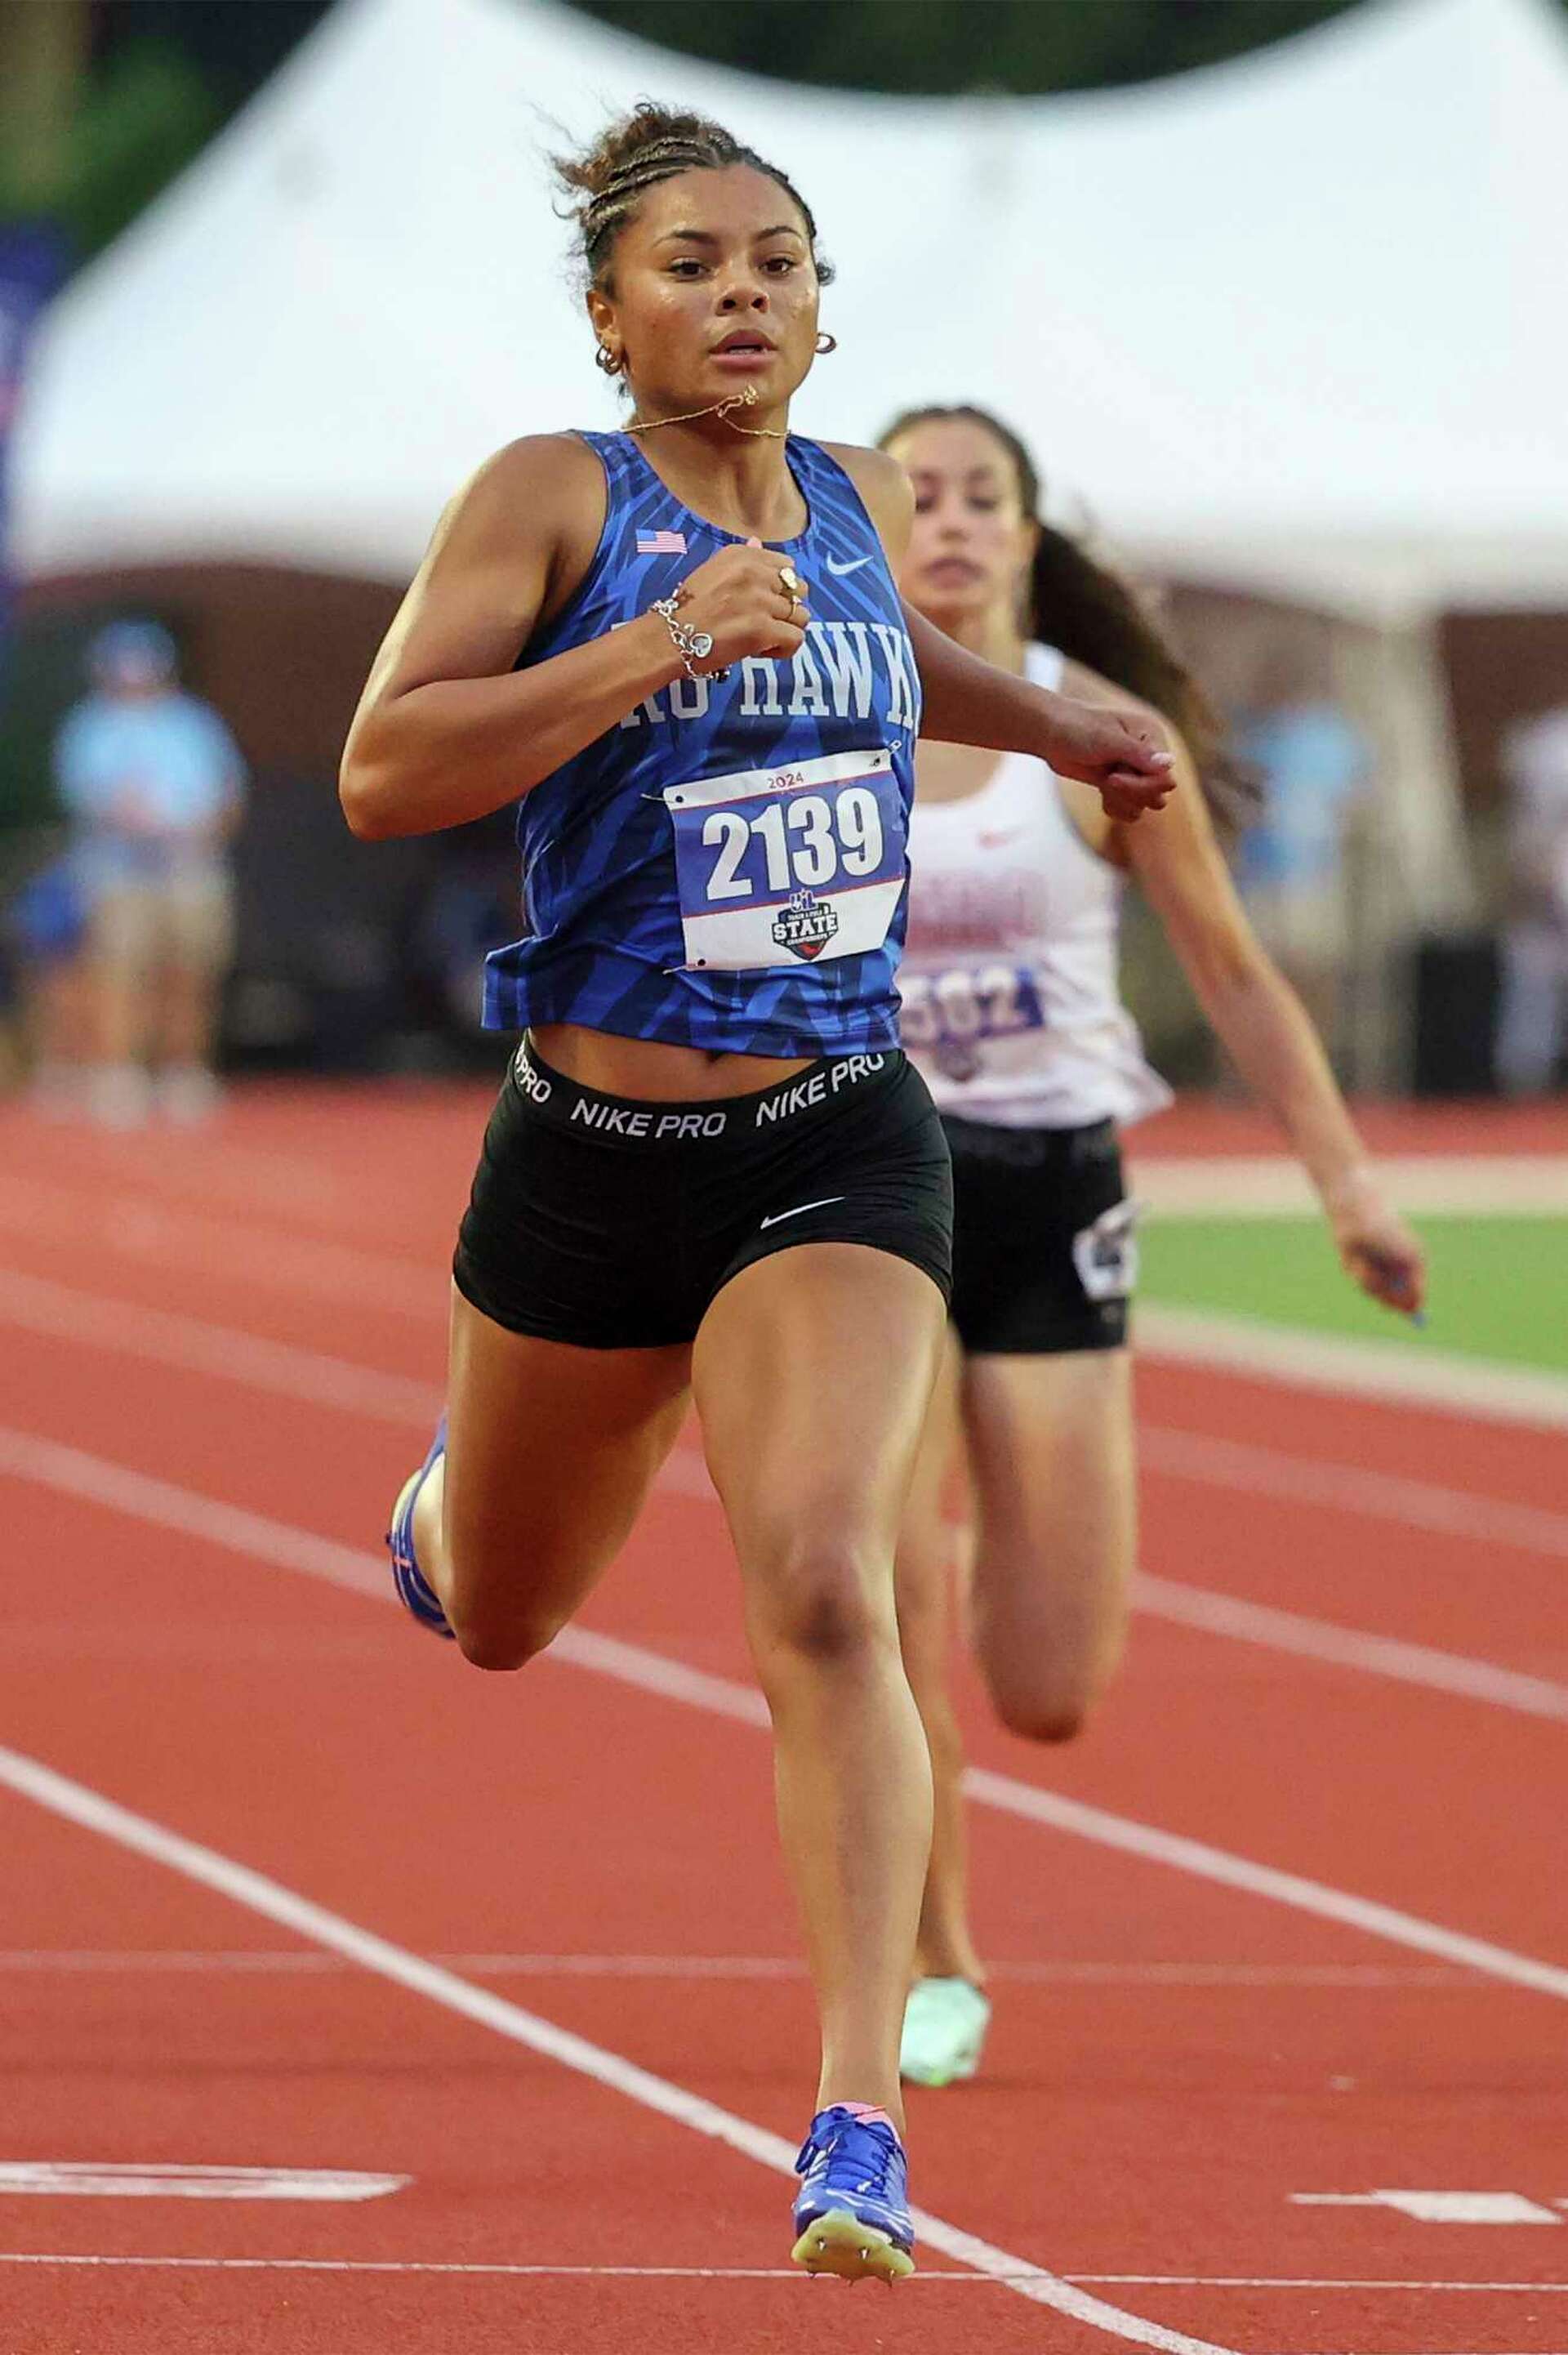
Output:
[
  {"xmin": 816, "ymin": 442, "xmax": 914, "ymax": 556},
  {"xmin": 449, "ymin": 431, "xmax": 605, "ymax": 526},
  {"xmin": 430, "ymin": 434, "xmax": 607, "ymax": 582}
]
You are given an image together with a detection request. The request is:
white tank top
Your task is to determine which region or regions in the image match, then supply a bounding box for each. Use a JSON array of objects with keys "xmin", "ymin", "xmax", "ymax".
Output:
[{"xmin": 902, "ymin": 643, "xmax": 1172, "ymax": 1130}]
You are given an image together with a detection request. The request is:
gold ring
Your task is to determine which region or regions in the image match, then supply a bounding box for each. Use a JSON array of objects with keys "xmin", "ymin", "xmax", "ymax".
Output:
[
  {"xmin": 778, "ymin": 565, "xmax": 803, "ymax": 598},
  {"xmin": 788, "ymin": 595, "xmax": 805, "ymax": 625}
]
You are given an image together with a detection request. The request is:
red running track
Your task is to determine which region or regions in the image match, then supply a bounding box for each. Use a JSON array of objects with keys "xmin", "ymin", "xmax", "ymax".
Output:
[{"xmin": 2, "ymin": 1083, "xmax": 1566, "ymax": 2355}]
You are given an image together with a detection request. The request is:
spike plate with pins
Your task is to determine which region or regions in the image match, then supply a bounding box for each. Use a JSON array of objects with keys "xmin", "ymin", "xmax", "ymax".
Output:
[{"xmin": 791, "ymin": 2210, "xmax": 915, "ymax": 2284}]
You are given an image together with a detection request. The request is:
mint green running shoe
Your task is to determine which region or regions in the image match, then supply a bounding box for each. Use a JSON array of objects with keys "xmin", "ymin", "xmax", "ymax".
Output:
[{"xmin": 899, "ymin": 1977, "xmax": 991, "ymax": 2088}]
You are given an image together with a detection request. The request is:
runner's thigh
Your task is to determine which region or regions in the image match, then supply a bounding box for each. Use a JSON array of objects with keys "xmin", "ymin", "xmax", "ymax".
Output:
[
  {"xmin": 693, "ymin": 1242, "xmax": 946, "ymax": 1641},
  {"xmin": 963, "ymin": 1347, "xmax": 1135, "ymax": 1728},
  {"xmin": 442, "ymin": 1282, "xmax": 690, "ymax": 1653}
]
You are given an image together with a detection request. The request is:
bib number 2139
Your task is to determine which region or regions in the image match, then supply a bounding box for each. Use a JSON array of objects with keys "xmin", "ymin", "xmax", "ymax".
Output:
[{"xmin": 663, "ymin": 747, "xmax": 906, "ymax": 971}]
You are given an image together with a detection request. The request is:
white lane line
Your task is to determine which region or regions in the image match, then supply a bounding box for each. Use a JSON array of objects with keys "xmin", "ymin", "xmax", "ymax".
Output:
[
  {"xmin": 10, "ymin": 1273, "xmax": 1568, "ymax": 1732},
  {"xmin": 11, "ymin": 1261, "xmax": 1568, "ymax": 1572},
  {"xmin": 1089, "ymin": 2274, "xmax": 1568, "ymax": 2290},
  {"xmin": 961, "ymin": 1766, "xmax": 1568, "ymax": 2005},
  {"xmin": 1140, "ymin": 1423, "xmax": 1568, "ymax": 1563},
  {"xmin": 0, "ymin": 1949, "xmax": 804, "ymax": 1978},
  {"xmin": 0, "ymin": 1173, "xmax": 439, "ymax": 1324},
  {"xmin": 1133, "ymin": 1573, "xmax": 1568, "ymax": 1724},
  {"xmin": 600, "ymin": 1443, "xmax": 1568, "ymax": 1725},
  {"xmin": 3, "ymin": 1427, "xmax": 1565, "ymax": 2011},
  {"xmin": 1292, "ymin": 2190, "xmax": 1561, "ymax": 2224},
  {"xmin": 0, "ymin": 1427, "xmax": 385, "ymax": 1600},
  {"xmin": 570, "ymin": 1618, "xmax": 1568, "ymax": 2004},
  {"xmin": 1142, "ymin": 1162, "xmax": 1545, "ymax": 1216},
  {"xmin": 1137, "ymin": 1153, "xmax": 1568, "ymax": 1217},
  {"xmin": 0, "ymin": 2252, "xmax": 978, "ymax": 2277},
  {"xmin": 0, "ymin": 2163, "xmax": 407, "ymax": 2201},
  {"xmin": 4, "ymin": 2251, "xmax": 1568, "ymax": 2295},
  {"xmin": 0, "ymin": 1746, "xmax": 1236, "ymax": 2355},
  {"xmin": 1137, "ymin": 1305, "xmax": 1568, "ymax": 1433},
  {"xmin": 0, "ymin": 1268, "xmax": 443, "ymax": 1427},
  {"xmin": 0, "ymin": 1951, "xmax": 1477, "ymax": 1987},
  {"xmin": 10, "ymin": 1149, "xmax": 1566, "ymax": 1427}
]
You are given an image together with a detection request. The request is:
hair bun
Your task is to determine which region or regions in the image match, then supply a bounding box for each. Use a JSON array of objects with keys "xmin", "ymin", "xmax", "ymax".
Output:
[
  {"xmin": 554, "ymin": 101, "xmax": 726, "ymax": 203},
  {"xmin": 551, "ymin": 101, "xmax": 832, "ymax": 292}
]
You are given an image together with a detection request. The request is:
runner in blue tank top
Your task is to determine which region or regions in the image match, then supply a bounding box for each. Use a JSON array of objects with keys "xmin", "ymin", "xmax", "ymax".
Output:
[{"xmin": 341, "ymin": 102, "xmax": 1174, "ymax": 2287}]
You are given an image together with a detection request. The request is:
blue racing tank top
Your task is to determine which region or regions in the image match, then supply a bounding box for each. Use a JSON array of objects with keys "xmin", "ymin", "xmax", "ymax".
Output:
[{"xmin": 482, "ymin": 430, "xmax": 920, "ymax": 1055}]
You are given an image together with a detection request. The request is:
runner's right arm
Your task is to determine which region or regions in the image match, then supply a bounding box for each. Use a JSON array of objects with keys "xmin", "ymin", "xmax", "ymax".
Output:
[
  {"xmin": 342, "ymin": 438, "xmax": 679, "ymax": 839},
  {"xmin": 341, "ymin": 440, "xmax": 804, "ymax": 841}
]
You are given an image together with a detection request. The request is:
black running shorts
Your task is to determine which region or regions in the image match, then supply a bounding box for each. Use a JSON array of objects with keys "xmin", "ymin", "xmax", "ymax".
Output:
[
  {"xmin": 453, "ymin": 1041, "xmax": 953, "ymax": 1349},
  {"xmin": 944, "ymin": 1113, "xmax": 1136, "ymax": 1356}
]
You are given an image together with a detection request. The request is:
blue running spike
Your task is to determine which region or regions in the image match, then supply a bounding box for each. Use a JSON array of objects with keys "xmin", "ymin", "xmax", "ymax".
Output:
[
  {"xmin": 790, "ymin": 2105, "xmax": 914, "ymax": 2282},
  {"xmin": 386, "ymin": 1416, "xmax": 455, "ymax": 1639}
]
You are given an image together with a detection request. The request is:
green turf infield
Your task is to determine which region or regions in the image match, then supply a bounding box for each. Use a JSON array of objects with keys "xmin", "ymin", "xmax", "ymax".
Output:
[{"xmin": 1136, "ymin": 1213, "xmax": 1567, "ymax": 1377}]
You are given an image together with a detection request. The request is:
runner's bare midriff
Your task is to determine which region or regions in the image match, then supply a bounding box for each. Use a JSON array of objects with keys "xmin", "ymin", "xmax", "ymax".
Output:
[{"xmin": 531, "ymin": 1023, "xmax": 815, "ymax": 1102}]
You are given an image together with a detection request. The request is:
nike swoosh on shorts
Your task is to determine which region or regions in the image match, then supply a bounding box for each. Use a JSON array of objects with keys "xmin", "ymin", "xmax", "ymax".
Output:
[{"xmin": 759, "ymin": 1196, "xmax": 848, "ymax": 1229}]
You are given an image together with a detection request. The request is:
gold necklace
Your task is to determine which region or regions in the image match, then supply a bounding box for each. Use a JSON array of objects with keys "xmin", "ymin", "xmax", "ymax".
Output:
[{"xmin": 625, "ymin": 385, "xmax": 784, "ymax": 440}]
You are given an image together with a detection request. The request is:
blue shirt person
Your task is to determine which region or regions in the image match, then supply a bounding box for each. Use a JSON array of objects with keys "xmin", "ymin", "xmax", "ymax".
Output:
[
  {"xmin": 51, "ymin": 621, "xmax": 247, "ymax": 1125},
  {"xmin": 55, "ymin": 621, "xmax": 245, "ymax": 891}
]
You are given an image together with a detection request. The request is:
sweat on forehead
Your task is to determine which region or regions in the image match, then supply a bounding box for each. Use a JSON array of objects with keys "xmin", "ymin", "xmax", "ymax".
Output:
[
  {"xmin": 640, "ymin": 172, "xmax": 808, "ymax": 245},
  {"xmin": 592, "ymin": 165, "xmax": 809, "ymax": 283}
]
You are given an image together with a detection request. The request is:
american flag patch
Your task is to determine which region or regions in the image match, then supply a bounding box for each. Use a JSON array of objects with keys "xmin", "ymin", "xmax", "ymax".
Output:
[{"xmin": 636, "ymin": 529, "xmax": 687, "ymax": 556}]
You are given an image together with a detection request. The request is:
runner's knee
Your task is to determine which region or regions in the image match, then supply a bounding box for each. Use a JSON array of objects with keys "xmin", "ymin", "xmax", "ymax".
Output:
[
  {"xmin": 997, "ymin": 1693, "xmax": 1089, "ymax": 1746},
  {"xmin": 748, "ymin": 1534, "xmax": 896, "ymax": 1673},
  {"xmin": 980, "ymin": 1652, "xmax": 1103, "ymax": 1746},
  {"xmin": 448, "ymin": 1605, "xmax": 563, "ymax": 1673},
  {"xmin": 443, "ymin": 1538, "xmax": 571, "ymax": 1670}
]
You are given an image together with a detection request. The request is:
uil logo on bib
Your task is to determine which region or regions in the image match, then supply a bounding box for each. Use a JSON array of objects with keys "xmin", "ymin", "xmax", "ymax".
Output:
[{"xmin": 773, "ymin": 888, "xmax": 840, "ymax": 961}]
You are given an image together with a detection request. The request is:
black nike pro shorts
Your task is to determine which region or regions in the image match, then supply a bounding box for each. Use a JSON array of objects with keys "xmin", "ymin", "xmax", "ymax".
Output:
[
  {"xmin": 453, "ymin": 1039, "xmax": 954, "ymax": 1349},
  {"xmin": 943, "ymin": 1112, "xmax": 1135, "ymax": 1355}
]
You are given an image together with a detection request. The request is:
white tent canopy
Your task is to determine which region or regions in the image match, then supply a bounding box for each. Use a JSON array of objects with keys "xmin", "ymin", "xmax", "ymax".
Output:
[{"xmin": 10, "ymin": 0, "xmax": 1567, "ymax": 618}]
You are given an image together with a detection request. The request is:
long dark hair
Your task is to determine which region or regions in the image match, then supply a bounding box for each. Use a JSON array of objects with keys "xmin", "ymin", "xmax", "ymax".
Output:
[{"xmin": 880, "ymin": 404, "xmax": 1254, "ymax": 837}]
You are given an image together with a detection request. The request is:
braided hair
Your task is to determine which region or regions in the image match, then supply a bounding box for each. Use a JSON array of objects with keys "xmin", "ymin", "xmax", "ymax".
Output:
[
  {"xmin": 880, "ymin": 404, "xmax": 1256, "ymax": 840},
  {"xmin": 553, "ymin": 102, "xmax": 834, "ymax": 294}
]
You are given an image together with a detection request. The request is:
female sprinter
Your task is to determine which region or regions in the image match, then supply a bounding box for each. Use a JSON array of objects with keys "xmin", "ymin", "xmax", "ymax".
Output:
[
  {"xmin": 878, "ymin": 404, "xmax": 1428, "ymax": 2090},
  {"xmin": 339, "ymin": 116, "xmax": 1174, "ymax": 2281}
]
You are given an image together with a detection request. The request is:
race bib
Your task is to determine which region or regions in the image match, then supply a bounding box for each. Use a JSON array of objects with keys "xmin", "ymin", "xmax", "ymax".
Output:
[
  {"xmin": 663, "ymin": 747, "xmax": 905, "ymax": 971},
  {"xmin": 898, "ymin": 962, "xmax": 1045, "ymax": 1054}
]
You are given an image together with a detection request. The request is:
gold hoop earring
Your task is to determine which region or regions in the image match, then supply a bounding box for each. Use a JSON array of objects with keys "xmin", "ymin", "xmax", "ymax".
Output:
[
  {"xmin": 814, "ymin": 332, "xmax": 838, "ymax": 356},
  {"xmin": 595, "ymin": 342, "xmax": 623, "ymax": 377}
]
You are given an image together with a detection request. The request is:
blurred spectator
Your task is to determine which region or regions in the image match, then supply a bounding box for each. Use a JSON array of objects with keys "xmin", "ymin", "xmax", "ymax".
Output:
[
  {"xmin": 54, "ymin": 620, "xmax": 246, "ymax": 1125},
  {"xmin": 1232, "ymin": 677, "xmax": 1370, "ymax": 1046},
  {"xmin": 1494, "ymin": 704, "xmax": 1568, "ymax": 1096},
  {"xmin": 3, "ymin": 854, "xmax": 91, "ymax": 1113}
]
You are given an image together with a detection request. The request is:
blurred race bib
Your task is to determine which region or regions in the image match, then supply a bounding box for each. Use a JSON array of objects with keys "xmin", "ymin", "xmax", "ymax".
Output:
[{"xmin": 898, "ymin": 964, "xmax": 1045, "ymax": 1066}]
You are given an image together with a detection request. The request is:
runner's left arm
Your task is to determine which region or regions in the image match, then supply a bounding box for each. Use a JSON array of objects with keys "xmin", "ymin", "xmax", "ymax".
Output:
[{"xmin": 1124, "ymin": 732, "xmax": 1427, "ymax": 1318}]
